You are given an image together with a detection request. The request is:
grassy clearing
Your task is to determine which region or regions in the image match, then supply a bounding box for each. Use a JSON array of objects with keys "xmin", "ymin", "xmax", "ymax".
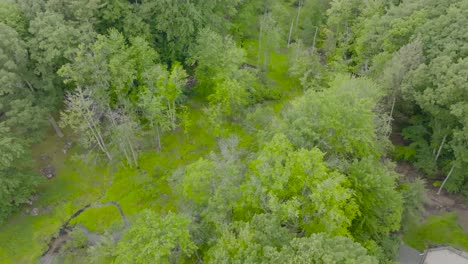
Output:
[
  {"xmin": 0, "ymin": 99, "xmax": 250, "ymax": 263},
  {"xmin": 70, "ymin": 205, "xmax": 123, "ymax": 234},
  {"xmin": 0, "ymin": 32, "xmax": 300, "ymax": 264},
  {"xmin": 403, "ymin": 212, "xmax": 468, "ymax": 251},
  {"xmin": 0, "ymin": 151, "xmax": 110, "ymax": 263}
]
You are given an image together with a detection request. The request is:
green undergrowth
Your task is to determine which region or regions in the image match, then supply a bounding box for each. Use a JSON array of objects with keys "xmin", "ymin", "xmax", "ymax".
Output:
[
  {"xmin": 0, "ymin": 145, "xmax": 110, "ymax": 263},
  {"xmin": 0, "ymin": 99, "xmax": 253, "ymax": 263},
  {"xmin": 403, "ymin": 212, "xmax": 468, "ymax": 251},
  {"xmin": 0, "ymin": 34, "xmax": 300, "ymax": 264},
  {"xmin": 243, "ymin": 38, "xmax": 302, "ymax": 113},
  {"xmin": 70, "ymin": 205, "xmax": 123, "ymax": 234}
]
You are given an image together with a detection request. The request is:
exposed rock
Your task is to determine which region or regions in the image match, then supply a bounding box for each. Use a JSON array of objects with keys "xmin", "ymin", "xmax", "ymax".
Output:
[
  {"xmin": 62, "ymin": 141, "xmax": 73, "ymax": 154},
  {"xmin": 31, "ymin": 208, "xmax": 39, "ymax": 216},
  {"xmin": 40, "ymin": 165, "xmax": 56, "ymax": 179},
  {"xmin": 26, "ymin": 194, "xmax": 38, "ymax": 205}
]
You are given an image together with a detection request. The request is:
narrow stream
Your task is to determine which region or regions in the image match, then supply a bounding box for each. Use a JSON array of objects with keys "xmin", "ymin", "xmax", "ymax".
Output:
[{"xmin": 39, "ymin": 201, "xmax": 127, "ymax": 264}]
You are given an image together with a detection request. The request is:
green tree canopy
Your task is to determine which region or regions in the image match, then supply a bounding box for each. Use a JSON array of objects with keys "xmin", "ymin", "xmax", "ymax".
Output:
[{"xmin": 115, "ymin": 210, "xmax": 196, "ymax": 264}]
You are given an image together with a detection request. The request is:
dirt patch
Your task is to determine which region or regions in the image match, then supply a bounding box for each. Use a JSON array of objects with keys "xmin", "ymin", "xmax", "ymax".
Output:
[
  {"xmin": 390, "ymin": 132, "xmax": 409, "ymax": 146},
  {"xmin": 424, "ymin": 189, "xmax": 468, "ymax": 232},
  {"xmin": 396, "ymin": 161, "xmax": 422, "ymax": 181},
  {"xmin": 396, "ymin": 162, "xmax": 468, "ymax": 232},
  {"xmin": 455, "ymin": 208, "xmax": 468, "ymax": 231}
]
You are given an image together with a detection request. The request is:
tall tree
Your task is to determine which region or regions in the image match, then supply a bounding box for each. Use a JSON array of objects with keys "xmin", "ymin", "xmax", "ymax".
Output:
[
  {"xmin": 244, "ymin": 134, "xmax": 358, "ymax": 236},
  {"xmin": 0, "ymin": 123, "xmax": 40, "ymax": 223},
  {"xmin": 60, "ymin": 86, "xmax": 112, "ymax": 161},
  {"xmin": 189, "ymin": 29, "xmax": 255, "ymax": 119},
  {"xmin": 281, "ymin": 75, "xmax": 384, "ymax": 159},
  {"xmin": 115, "ymin": 210, "xmax": 196, "ymax": 264},
  {"xmin": 267, "ymin": 233, "xmax": 378, "ymax": 264}
]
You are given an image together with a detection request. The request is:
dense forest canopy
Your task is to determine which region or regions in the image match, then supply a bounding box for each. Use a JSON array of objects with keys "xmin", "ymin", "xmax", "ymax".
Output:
[{"xmin": 0, "ymin": 0, "xmax": 467, "ymax": 263}]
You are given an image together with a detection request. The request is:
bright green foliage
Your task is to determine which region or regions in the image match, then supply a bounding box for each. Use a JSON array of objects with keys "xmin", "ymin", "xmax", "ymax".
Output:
[
  {"xmin": 288, "ymin": 41, "xmax": 328, "ymax": 90},
  {"xmin": 70, "ymin": 205, "xmax": 123, "ymax": 234},
  {"xmin": 267, "ymin": 233, "xmax": 378, "ymax": 264},
  {"xmin": 175, "ymin": 136, "xmax": 245, "ymax": 225},
  {"xmin": 189, "ymin": 28, "xmax": 247, "ymax": 89},
  {"xmin": 258, "ymin": 12, "xmax": 281, "ymax": 72},
  {"xmin": 180, "ymin": 158, "xmax": 217, "ymax": 206},
  {"xmin": 138, "ymin": 62, "xmax": 188, "ymax": 147},
  {"xmin": 325, "ymin": 0, "xmax": 368, "ymax": 70},
  {"xmin": 1, "ymin": 0, "xmax": 460, "ymax": 262},
  {"xmin": 347, "ymin": 158, "xmax": 403, "ymax": 239},
  {"xmin": 400, "ymin": 178, "xmax": 426, "ymax": 231},
  {"xmin": 404, "ymin": 213, "xmax": 468, "ymax": 251},
  {"xmin": 246, "ymin": 134, "xmax": 358, "ymax": 235},
  {"xmin": 208, "ymin": 77, "xmax": 250, "ymax": 117},
  {"xmin": 282, "ymin": 75, "xmax": 383, "ymax": 159},
  {"xmin": 207, "ymin": 222, "xmax": 377, "ymax": 264},
  {"xmin": 189, "ymin": 29, "xmax": 255, "ymax": 118},
  {"xmin": 115, "ymin": 210, "xmax": 196, "ymax": 264},
  {"xmin": 0, "ymin": 1, "xmax": 27, "ymax": 35},
  {"xmin": 206, "ymin": 214, "xmax": 292, "ymax": 263}
]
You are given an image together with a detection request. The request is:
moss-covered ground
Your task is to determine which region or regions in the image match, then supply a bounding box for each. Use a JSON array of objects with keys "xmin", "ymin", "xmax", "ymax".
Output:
[
  {"xmin": 0, "ymin": 95, "xmax": 258, "ymax": 263},
  {"xmin": 403, "ymin": 212, "xmax": 468, "ymax": 252}
]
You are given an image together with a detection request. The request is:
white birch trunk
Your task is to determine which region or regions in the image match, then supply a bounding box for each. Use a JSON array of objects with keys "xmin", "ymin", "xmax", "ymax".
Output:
[
  {"xmin": 437, "ymin": 164, "xmax": 455, "ymax": 195},
  {"xmin": 312, "ymin": 27, "xmax": 318, "ymax": 52},
  {"xmin": 434, "ymin": 134, "xmax": 447, "ymax": 162},
  {"xmin": 48, "ymin": 115, "xmax": 64, "ymax": 138},
  {"xmin": 288, "ymin": 20, "xmax": 294, "ymax": 47},
  {"xmin": 127, "ymin": 138, "xmax": 138, "ymax": 167}
]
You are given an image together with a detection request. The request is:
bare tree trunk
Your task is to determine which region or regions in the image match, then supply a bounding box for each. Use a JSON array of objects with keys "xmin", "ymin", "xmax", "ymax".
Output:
[
  {"xmin": 386, "ymin": 95, "xmax": 396, "ymax": 137},
  {"xmin": 25, "ymin": 80, "xmax": 35, "ymax": 93},
  {"xmin": 172, "ymin": 101, "xmax": 177, "ymax": 130},
  {"xmin": 127, "ymin": 138, "xmax": 138, "ymax": 167},
  {"xmin": 120, "ymin": 142, "xmax": 131, "ymax": 165},
  {"xmin": 287, "ymin": 20, "xmax": 294, "ymax": 47},
  {"xmin": 48, "ymin": 115, "xmax": 64, "ymax": 137},
  {"xmin": 86, "ymin": 119, "xmax": 112, "ymax": 161},
  {"xmin": 91, "ymin": 119, "xmax": 109, "ymax": 158},
  {"xmin": 155, "ymin": 124, "xmax": 161, "ymax": 151},
  {"xmin": 87, "ymin": 110, "xmax": 111, "ymax": 161},
  {"xmin": 295, "ymin": 0, "xmax": 303, "ymax": 39},
  {"xmin": 437, "ymin": 164, "xmax": 455, "ymax": 195},
  {"xmin": 312, "ymin": 26, "xmax": 318, "ymax": 52},
  {"xmin": 167, "ymin": 100, "xmax": 176, "ymax": 131},
  {"xmin": 434, "ymin": 134, "xmax": 447, "ymax": 162}
]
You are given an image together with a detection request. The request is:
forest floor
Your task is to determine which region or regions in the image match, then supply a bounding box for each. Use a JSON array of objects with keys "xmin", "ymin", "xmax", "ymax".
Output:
[
  {"xmin": 0, "ymin": 42, "xmax": 292, "ymax": 263},
  {"xmin": 1, "ymin": 42, "xmax": 466, "ymax": 262},
  {"xmin": 396, "ymin": 162, "xmax": 468, "ymax": 230},
  {"xmin": 396, "ymin": 157, "xmax": 468, "ymax": 251}
]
